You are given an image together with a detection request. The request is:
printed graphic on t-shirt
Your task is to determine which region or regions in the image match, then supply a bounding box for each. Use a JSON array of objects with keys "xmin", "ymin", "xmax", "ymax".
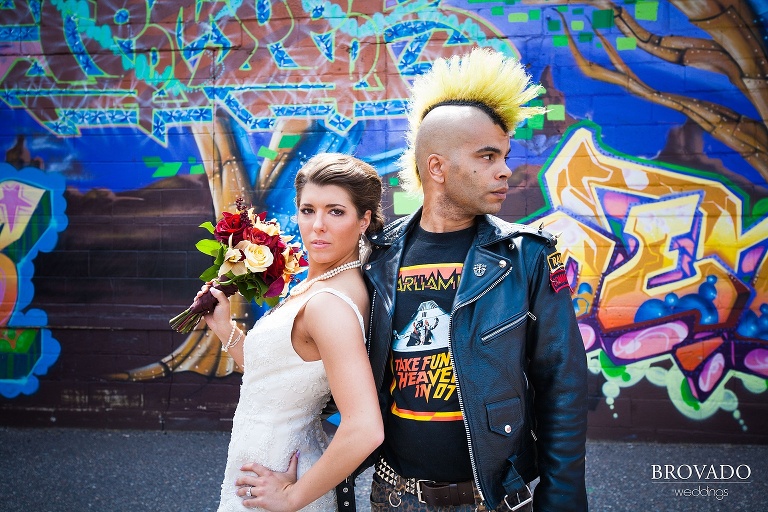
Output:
[
  {"xmin": 393, "ymin": 300, "xmax": 449, "ymax": 352},
  {"xmin": 390, "ymin": 264, "xmax": 462, "ymax": 422}
]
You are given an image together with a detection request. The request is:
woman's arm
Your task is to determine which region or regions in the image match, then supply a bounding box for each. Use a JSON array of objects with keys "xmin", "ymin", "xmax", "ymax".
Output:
[
  {"xmin": 236, "ymin": 292, "xmax": 384, "ymax": 512},
  {"xmin": 201, "ymin": 284, "xmax": 245, "ymax": 369}
]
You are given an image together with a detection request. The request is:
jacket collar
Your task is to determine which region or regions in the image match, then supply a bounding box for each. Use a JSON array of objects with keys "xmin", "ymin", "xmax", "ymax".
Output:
[
  {"xmin": 368, "ymin": 207, "xmax": 539, "ymax": 248},
  {"xmin": 365, "ymin": 208, "xmax": 524, "ymax": 316}
]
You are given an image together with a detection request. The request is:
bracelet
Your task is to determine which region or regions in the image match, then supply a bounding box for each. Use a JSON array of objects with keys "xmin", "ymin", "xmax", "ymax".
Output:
[
  {"xmin": 222, "ymin": 320, "xmax": 243, "ymax": 352},
  {"xmin": 227, "ymin": 330, "xmax": 243, "ymax": 351},
  {"xmin": 226, "ymin": 320, "xmax": 237, "ymax": 345}
]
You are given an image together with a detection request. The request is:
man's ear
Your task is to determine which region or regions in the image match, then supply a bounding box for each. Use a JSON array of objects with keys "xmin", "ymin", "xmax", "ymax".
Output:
[{"xmin": 425, "ymin": 153, "xmax": 445, "ymax": 184}]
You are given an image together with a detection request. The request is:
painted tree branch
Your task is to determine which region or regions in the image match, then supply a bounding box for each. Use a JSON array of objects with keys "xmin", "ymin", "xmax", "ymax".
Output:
[
  {"xmin": 670, "ymin": 0, "xmax": 768, "ymax": 122},
  {"xmin": 542, "ymin": 5, "xmax": 768, "ymax": 181},
  {"xmin": 525, "ymin": 0, "xmax": 767, "ymax": 120}
]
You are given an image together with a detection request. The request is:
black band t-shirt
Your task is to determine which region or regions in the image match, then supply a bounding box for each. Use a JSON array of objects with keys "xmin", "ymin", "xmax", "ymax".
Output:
[{"xmin": 382, "ymin": 223, "xmax": 476, "ymax": 481}]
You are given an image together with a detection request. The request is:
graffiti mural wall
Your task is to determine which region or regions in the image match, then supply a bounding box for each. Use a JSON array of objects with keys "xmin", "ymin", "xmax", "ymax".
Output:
[{"xmin": 1, "ymin": 0, "xmax": 766, "ymax": 441}]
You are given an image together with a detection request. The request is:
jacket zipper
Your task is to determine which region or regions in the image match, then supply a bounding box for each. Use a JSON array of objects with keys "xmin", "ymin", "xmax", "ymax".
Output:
[
  {"xmin": 523, "ymin": 371, "xmax": 536, "ymax": 442},
  {"xmin": 480, "ymin": 313, "xmax": 528, "ymax": 343},
  {"xmin": 448, "ymin": 265, "xmax": 512, "ymax": 504},
  {"xmin": 367, "ymin": 290, "xmax": 376, "ymax": 357}
]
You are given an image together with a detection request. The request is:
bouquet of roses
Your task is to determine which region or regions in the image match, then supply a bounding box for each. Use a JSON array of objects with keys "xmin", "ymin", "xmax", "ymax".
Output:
[{"xmin": 169, "ymin": 197, "xmax": 308, "ymax": 333}]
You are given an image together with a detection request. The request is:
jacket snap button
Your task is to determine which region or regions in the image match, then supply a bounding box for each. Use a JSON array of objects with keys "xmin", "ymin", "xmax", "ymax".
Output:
[
  {"xmin": 499, "ymin": 260, "xmax": 507, "ymax": 268},
  {"xmin": 504, "ymin": 424, "xmax": 512, "ymax": 433},
  {"xmin": 509, "ymin": 242, "xmax": 515, "ymax": 250}
]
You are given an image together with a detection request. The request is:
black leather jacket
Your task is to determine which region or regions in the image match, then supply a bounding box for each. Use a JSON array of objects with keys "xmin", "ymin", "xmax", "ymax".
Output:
[{"xmin": 363, "ymin": 211, "xmax": 588, "ymax": 511}]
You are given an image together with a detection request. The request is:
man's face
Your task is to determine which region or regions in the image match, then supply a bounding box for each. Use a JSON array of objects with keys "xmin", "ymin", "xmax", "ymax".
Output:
[{"xmin": 439, "ymin": 108, "xmax": 512, "ymax": 217}]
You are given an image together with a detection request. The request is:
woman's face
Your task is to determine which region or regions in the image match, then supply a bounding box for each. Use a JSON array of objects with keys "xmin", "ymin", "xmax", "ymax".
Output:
[{"xmin": 297, "ymin": 183, "xmax": 371, "ymax": 267}]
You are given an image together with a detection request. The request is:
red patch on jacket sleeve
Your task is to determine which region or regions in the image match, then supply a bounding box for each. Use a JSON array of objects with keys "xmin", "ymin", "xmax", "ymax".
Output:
[{"xmin": 550, "ymin": 268, "xmax": 570, "ymax": 293}]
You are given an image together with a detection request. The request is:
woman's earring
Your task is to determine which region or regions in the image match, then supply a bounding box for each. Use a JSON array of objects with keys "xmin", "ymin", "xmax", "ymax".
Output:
[{"xmin": 358, "ymin": 234, "xmax": 372, "ymax": 263}]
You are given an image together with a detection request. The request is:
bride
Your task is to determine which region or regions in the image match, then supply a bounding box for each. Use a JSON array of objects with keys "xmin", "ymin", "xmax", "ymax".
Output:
[{"xmin": 200, "ymin": 153, "xmax": 385, "ymax": 511}]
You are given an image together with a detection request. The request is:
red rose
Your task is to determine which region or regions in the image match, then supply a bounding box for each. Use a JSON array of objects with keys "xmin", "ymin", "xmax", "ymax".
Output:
[
  {"xmin": 264, "ymin": 240, "xmax": 286, "ymax": 280},
  {"xmin": 214, "ymin": 211, "xmax": 247, "ymax": 245},
  {"xmin": 247, "ymin": 228, "xmax": 270, "ymax": 245}
]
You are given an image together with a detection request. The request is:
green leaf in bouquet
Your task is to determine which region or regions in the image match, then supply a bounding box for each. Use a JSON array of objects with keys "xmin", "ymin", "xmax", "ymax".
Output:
[
  {"xmin": 199, "ymin": 264, "xmax": 220, "ymax": 282},
  {"xmin": 196, "ymin": 238, "xmax": 222, "ymax": 256},
  {"xmin": 252, "ymin": 279, "xmax": 269, "ymax": 295},
  {"xmin": 199, "ymin": 221, "xmax": 215, "ymax": 234},
  {"xmin": 237, "ymin": 282, "xmax": 258, "ymax": 303},
  {"xmin": 221, "ymin": 270, "xmax": 239, "ymax": 283},
  {"xmin": 264, "ymin": 296, "xmax": 280, "ymax": 308},
  {"xmin": 214, "ymin": 245, "xmax": 225, "ymax": 265}
]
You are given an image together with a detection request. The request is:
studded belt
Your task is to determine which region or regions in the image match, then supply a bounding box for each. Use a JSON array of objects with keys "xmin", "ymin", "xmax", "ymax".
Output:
[
  {"xmin": 374, "ymin": 457, "xmax": 475, "ymax": 506},
  {"xmin": 374, "ymin": 457, "xmax": 533, "ymax": 510}
]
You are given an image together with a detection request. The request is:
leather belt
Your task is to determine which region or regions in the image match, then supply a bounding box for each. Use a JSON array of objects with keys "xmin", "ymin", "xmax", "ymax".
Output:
[
  {"xmin": 375, "ymin": 457, "xmax": 475, "ymax": 506},
  {"xmin": 374, "ymin": 457, "xmax": 533, "ymax": 510}
]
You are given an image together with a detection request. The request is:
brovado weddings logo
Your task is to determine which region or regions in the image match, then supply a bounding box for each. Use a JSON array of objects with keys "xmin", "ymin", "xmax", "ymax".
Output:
[{"xmin": 651, "ymin": 464, "xmax": 753, "ymax": 502}]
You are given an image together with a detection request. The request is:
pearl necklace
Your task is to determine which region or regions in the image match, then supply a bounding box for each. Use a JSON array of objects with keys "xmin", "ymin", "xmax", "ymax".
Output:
[{"xmin": 288, "ymin": 260, "xmax": 362, "ymax": 297}]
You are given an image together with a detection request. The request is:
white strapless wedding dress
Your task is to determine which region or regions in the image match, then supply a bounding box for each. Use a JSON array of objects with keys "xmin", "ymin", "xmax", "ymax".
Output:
[{"xmin": 217, "ymin": 288, "xmax": 365, "ymax": 512}]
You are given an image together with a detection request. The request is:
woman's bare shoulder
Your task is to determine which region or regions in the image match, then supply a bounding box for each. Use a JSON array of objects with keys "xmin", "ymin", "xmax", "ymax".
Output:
[{"xmin": 303, "ymin": 272, "xmax": 369, "ymax": 316}]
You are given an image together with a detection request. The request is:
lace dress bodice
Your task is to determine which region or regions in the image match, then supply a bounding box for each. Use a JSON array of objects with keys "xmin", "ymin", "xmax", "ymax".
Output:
[{"xmin": 217, "ymin": 288, "xmax": 365, "ymax": 512}]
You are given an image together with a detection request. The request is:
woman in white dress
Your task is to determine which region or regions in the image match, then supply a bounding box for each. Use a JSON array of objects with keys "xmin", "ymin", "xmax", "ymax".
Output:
[{"xmin": 200, "ymin": 153, "xmax": 385, "ymax": 511}]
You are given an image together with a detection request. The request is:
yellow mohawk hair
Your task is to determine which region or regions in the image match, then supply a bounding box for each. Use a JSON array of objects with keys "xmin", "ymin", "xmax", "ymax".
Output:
[{"xmin": 398, "ymin": 47, "xmax": 546, "ymax": 194}]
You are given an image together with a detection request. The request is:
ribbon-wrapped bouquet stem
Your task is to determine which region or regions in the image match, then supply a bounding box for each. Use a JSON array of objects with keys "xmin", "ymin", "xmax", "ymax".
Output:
[{"xmin": 170, "ymin": 198, "xmax": 308, "ymax": 333}]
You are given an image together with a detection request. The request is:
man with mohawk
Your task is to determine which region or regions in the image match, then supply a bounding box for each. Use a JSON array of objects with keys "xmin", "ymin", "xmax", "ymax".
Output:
[{"xmin": 362, "ymin": 47, "xmax": 588, "ymax": 511}]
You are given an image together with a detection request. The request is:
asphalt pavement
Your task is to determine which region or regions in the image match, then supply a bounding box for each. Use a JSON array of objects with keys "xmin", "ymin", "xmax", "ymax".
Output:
[{"xmin": 1, "ymin": 427, "xmax": 766, "ymax": 511}]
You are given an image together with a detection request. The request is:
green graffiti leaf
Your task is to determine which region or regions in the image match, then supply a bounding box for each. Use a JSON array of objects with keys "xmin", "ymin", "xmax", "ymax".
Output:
[
  {"xmin": 144, "ymin": 156, "xmax": 199, "ymax": 177},
  {"xmin": 258, "ymin": 146, "xmax": 279, "ymax": 160},
  {"xmin": 636, "ymin": 1, "xmax": 660, "ymax": 22},
  {"xmin": 753, "ymin": 198, "xmax": 768, "ymax": 219},
  {"xmin": 278, "ymin": 134, "xmax": 301, "ymax": 149},
  {"xmin": 592, "ymin": 9, "xmax": 614, "ymax": 29},
  {"xmin": 680, "ymin": 379, "xmax": 701, "ymax": 411},
  {"xmin": 547, "ymin": 19, "xmax": 562, "ymax": 31},
  {"xmin": 150, "ymin": 162, "xmax": 182, "ymax": 178},
  {"xmin": 599, "ymin": 350, "xmax": 627, "ymax": 379}
]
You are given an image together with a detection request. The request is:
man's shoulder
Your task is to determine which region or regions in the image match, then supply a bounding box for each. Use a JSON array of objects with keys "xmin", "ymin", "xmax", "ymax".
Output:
[
  {"xmin": 482, "ymin": 215, "xmax": 558, "ymax": 249},
  {"xmin": 368, "ymin": 214, "xmax": 413, "ymax": 246},
  {"xmin": 367, "ymin": 213, "xmax": 560, "ymax": 249}
]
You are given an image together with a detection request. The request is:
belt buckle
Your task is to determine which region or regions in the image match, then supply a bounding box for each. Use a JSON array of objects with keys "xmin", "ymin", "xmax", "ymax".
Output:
[
  {"xmin": 503, "ymin": 484, "xmax": 532, "ymax": 511},
  {"xmin": 415, "ymin": 479, "xmax": 431, "ymax": 504}
]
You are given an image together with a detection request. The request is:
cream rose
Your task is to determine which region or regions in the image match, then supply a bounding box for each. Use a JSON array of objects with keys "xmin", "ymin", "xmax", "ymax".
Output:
[{"xmin": 241, "ymin": 242, "xmax": 275, "ymax": 273}]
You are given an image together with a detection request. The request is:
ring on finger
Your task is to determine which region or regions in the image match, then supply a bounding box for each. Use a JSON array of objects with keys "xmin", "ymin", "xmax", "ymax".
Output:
[{"xmin": 246, "ymin": 486, "xmax": 253, "ymax": 498}]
